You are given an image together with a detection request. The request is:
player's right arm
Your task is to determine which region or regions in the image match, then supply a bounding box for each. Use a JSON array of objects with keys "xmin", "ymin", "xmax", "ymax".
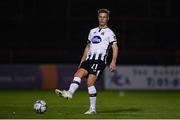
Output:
[
  {"xmin": 78, "ymin": 29, "xmax": 92, "ymax": 68},
  {"xmin": 78, "ymin": 43, "xmax": 90, "ymax": 68}
]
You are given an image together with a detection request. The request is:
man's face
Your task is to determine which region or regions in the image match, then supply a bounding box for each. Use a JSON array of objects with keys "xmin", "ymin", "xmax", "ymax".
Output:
[{"xmin": 98, "ymin": 13, "xmax": 109, "ymax": 26}]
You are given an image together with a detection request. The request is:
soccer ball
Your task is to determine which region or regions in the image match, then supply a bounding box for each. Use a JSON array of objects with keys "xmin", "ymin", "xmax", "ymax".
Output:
[{"xmin": 33, "ymin": 100, "xmax": 47, "ymax": 113}]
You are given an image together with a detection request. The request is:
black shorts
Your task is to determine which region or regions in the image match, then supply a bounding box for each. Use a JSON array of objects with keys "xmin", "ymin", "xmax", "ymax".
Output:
[{"xmin": 80, "ymin": 59, "xmax": 106, "ymax": 79}]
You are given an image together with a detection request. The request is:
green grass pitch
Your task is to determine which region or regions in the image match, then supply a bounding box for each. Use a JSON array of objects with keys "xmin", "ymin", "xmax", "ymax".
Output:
[{"xmin": 0, "ymin": 90, "xmax": 180, "ymax": 119}]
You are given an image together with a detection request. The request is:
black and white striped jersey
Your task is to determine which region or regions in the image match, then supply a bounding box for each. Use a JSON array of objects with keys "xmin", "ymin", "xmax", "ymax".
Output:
[{"xmin": 86, "ymin": 27, "xmax": 117, "ymax": 63}]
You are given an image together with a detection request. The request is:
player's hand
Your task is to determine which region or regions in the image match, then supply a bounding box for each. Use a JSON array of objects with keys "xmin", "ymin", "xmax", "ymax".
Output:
[{"xmin": 109, "ymin": 62, "xmax": 117, "ymax": 72}]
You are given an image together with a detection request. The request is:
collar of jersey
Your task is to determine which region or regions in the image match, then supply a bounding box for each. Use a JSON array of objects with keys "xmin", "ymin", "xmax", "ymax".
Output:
[{"xmin": 98, "ymin": 26, "xmax": 108, "ymax": 29}]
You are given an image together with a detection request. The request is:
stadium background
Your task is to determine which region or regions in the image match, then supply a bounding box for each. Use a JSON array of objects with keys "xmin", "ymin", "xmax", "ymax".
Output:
[
  {"xmin": 1, "ymin": 0, "xmax": 179, "ymax": 64},
  {"xmin": 0, "ymin": 0, "xmax": 180, "ymax": 119},
  {"xmin": 0, "ymin": 0, "xmax": 180, "ymax": 89}
]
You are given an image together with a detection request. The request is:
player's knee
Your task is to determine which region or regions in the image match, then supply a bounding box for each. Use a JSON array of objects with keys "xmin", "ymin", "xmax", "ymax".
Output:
[
  {"xmin": 87, "ymin": 80, "xmax": 94, "ymax": 87},
  {"xmin": 74, "ymin": 69, "xmax": 86, "ymax": 78}
]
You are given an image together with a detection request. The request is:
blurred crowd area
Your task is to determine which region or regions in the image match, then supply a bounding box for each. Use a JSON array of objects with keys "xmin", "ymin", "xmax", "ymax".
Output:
[{"xmin": 0, "ymin": 0, "xmax": 179, "ymax": 64}]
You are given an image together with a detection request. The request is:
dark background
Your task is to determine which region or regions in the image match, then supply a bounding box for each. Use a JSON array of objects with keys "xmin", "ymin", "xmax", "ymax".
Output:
[{"xmin": 1, "ymin": 0, "xmax": 180, "ymax": 65}]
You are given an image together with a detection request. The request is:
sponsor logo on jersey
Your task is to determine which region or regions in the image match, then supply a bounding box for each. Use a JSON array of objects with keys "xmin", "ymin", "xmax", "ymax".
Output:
[{"xmin": 92, "ymin": 36, "xmax": 102, "ymax": 44}]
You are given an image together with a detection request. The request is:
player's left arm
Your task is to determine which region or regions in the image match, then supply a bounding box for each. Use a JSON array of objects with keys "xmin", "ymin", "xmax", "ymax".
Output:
[{"xmin": 109, "ymin": 43, "xmax": 118, "ymax": 72}]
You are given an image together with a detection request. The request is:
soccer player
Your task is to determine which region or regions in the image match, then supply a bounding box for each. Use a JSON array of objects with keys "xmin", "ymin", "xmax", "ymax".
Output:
[{"xmin": 55, "ymin": 8, "xmax": 118, "ymax": 114}]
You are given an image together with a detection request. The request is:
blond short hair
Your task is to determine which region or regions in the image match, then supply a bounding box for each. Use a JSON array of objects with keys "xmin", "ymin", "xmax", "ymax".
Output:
[{"xmin": 98, "ymin": 9, "xmax": 110, "ymax": 16}]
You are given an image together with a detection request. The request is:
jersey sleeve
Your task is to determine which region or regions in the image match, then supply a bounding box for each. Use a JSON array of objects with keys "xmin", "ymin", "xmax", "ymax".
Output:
[
  {"xmin": 109, "ymin": 32, "xmax": 117, "ymax": 45},
  {"xmin": 87, "ymin": 30, "xmax": 92, "ymax": 44}
]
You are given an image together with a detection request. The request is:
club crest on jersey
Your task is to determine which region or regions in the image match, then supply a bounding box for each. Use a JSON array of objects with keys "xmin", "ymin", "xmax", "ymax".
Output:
[{"xmin": 92, "ymin": 36, "xmax": 102, "ymax": 44}]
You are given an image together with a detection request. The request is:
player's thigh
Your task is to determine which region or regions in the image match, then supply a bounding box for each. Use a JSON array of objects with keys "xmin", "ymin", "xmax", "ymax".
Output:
[
  {"xmin": 87, "ymin": 74, "xmax": 97, "ymax": 87},
  {"xmin": 74, "ymin": 68, "xmax": 88, "ymax": 78}
]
